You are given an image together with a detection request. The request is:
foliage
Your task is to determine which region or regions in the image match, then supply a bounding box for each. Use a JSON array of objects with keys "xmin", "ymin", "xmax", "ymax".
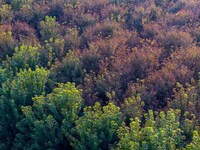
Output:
[
  {"xmin": 121, "ymin": 94, "xmax": 144, "ymax": 121},
  {"xmin": 3, "ymin": 45, "xmax": 41, "ymax": 72},
  {"xmin": 0, "ymin": 4, "xmax": 13, "ymax": 23},
  {"xmin": 0, "ymin": 0, "xmax": 199, "ymax": 148},
  {"xmin": 2, "ymin": 67, "xmax": 49, "ymax": 106},
  {"xmin": 0, "ymin": 67, "xmax": 49, "ymax": 148},
  {"xmin": 50, "ymin": 50, "xmax": 84, "ymax": 84},
  {"xmin": 0, "ymin": 29, "xmax": 16, "ymax": 60},
  {"xmin": 71, "ymin": 102, "xmax": 122, "ymax": 150},
  {"xmin": 117, "ymin": 109, "xmax": 191, "ymax": 150},
  {"xmin": 169, "ymin": 79, "xmax": 200, "ymax": 122},
  {"xmin": 14, "ymin": 82, "xmax": 83, "ymax": 149},
  {"xmin": 40, "ymin": 16, "xmax": 60, "ymax": 42},
  {"xmin": 186, "ymin": 131, "xmax": 200, "ymax": 150}
]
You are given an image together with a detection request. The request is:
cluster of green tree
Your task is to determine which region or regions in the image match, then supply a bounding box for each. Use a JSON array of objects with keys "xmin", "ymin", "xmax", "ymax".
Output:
[
  {"xmin": 0, "ymin": 0, "xmax": 200, "ymax": 149},
  {"xmin": 0, "ymin": 73, "xmax": 199, "ymax": 149}
]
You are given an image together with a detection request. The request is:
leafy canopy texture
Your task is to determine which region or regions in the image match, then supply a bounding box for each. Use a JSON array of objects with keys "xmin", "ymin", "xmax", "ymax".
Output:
[
  {"xmin": 0, "ymin": 67, "xmax": 49, "ymax": 149},
  {"xmin": 117, "ymin": 109, "xmax": 195, "ymax": 150},
  {"xmin": 71, "ymin": 102, "xmax": 122, "ymax": 150},
  {"xmin": 0, "ymin": 0, "xmax": 200, "ymax": 149},
  {"xmin": 14, "ymin": 82, "xmax": 83, "ymax": 149}
]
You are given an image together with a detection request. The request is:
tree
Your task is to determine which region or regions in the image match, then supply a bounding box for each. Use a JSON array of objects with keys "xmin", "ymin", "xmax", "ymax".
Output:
[
  {"xmin": 71, "ymin": 102, "xmax": 122, "ymax": 150},
  {"xmin": 14, "ymin": 82, "xmax": 83, "ymax": 149},
  {"xmin": 117, "ymin": 109, "xmax": 191, "ymax": 150},
  {"xmin": 0, "ymin": 4, "xmax": 13, "ymax": 23},
  {"xmin": 0, "ymin": 30, "xmax": 16, "ymax": 60},
  {"xmin": 50, "ymin": 50, "xmax": 84, "ymax": 85},
  {"xmin": 40, "ymin": 16, "xmax": 60, "ymax": 42},
  {"xmin": 186, "ymin": 131, "xmax": 200, "ymax": 150},
  {"xmin": 0, "ymin": 67, "xmax": 49, "ymax": 149},
  {"xmin": 3, "ymin": 45, "xmax": 41, "ymax": 73}
]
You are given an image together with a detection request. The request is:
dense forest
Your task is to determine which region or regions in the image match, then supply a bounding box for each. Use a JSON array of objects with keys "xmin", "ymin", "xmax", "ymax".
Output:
[{"xmin": 0, "ymin": 0, "xmax": 200, "ymax": 149}]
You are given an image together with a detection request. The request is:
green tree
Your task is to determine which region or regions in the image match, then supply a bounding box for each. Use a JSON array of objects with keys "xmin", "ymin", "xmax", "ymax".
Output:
[
  {"xmin": 50, "ymin": 50, "xmax": 84, "ymax": 84},
  {"xmin": 3, "ymin": 45, "xmax": 41, "ymax": 73},
  {"xmin": 0, "ymin": 4, "xmax": 13, "ymax": 23},
  {"xmin": 14, "ymin": 82, "xmax": 83, "ymax": 149},
  {"xmin": 121, "ymin": 94, "xmax": 144, "ymax": 121},
  {"xmin": 40, "ymin": 16, "xmax": 60, "ymax": 42},
  {"xmin": 0, "ymin": 66, "xmax": 11, "ymax": 87},
  {"xmin": 3, "ymin": 67, "xmax": 49, "ymax": 105},
  {"xmin": 117, "ymin": 109, "xmax": 189, "ymax": 150},
  {"xmin": 169, "ymin": 80, "xmax": 200, "ymax": 123},
  {"xmin": 71, "ymin": 102, "xmax": 122, "ymax": 150},
  {"xmin": 0, "ymin": 30, "xmax": 16, "ymax": 60},
  {"xmin": 0, "ymin": 67, "xmax": 49, "ymax": 149},
  {"xmin": 186, "ymin": 131, "xmax": 200, "ymax": 150}
]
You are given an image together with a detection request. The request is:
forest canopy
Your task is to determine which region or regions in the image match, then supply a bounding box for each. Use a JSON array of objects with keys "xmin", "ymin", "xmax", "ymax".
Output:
[{"xmin": 0, "ymin": 0, "xmax": 200, "ymax": 149}]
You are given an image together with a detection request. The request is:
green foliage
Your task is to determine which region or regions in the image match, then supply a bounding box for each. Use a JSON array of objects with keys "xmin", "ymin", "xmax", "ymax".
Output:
[
  {"xmin": 169, "ymin": 80, "xmax": 200, "ymax": 122},
  {"xmin": 50, "ymin": 50, "xmax": 84, "ymax": 84},
  {"xmin": 0, "ymin": 66, "xmax": 10, "ymax": 87},
  {"xmin": 71, "ymin": 102, "xmax": 122, "ymax": 150},
  {"xmin": 0, "ymin": 30, "xmax": 16, "ymax": 60},
  {"xmin": 14, "ymin": 82, "xmax": 83, "ymax": 149},
  {"xmin": 2, "ymin": 67, "xmax": 49, "ymax": 106},
  {"xmin": 121, "ymin": 94, "xmax": 144, "ymax": 120},
  {"xmin": 186, "ymin": 131, "xmax": 200, "ymax": 150},
  {"xmin": 0, "ymin": 67, "xmax": 49, "ymax": 148},
  {"xmin": 3, "ymin": 45, "xmax": 40, "ymax": 72},
  {"xmin": 0, "ymin": 4, "xmax": 13, "ymax": 23},
  {"xmin": 44, "ymin": 37, "xmax": 65, "ymax": 61},
  {"xmin": 117, "ymin": 109, "xmax": 188, "ymax": 150},
  {"xmin": 0, "ymin": 0, "xmax": 200, "ymax": 148},
  {"xmin": 40, "ymin": 16, "xmax": 60, "ymax": 42},
  {"xmin": 9, "ymin": 0, "xmax": 32, "ymax": 11}
]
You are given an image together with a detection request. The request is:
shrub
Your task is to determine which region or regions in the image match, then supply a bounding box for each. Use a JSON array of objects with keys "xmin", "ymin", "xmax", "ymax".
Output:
[
  {"xmin": 2, "ymin": 67, "xmax": 49, "ymax": 105},
  {"xmin": 126, "ymin": 31, "xmax": 142, "ymax": 48},
  {"xmin": 64, "ymin": 27, "xmax": 79, "ymax": 51},
  {"xmin": 191, "ymin": 27, "xmax": 200, "ymax": 46},
  {"xmin": 147, "ymin": 62, "xmax": 193, "ymax": 108},
  {"xmin": 3, "ymin": 45, "xmax": 41, "ymax": 72},
  {"xmin": 47, "ymin": 3, "xmax": 64, "ymax": 19},
  {"xmin": 11, "ymin": 0, "xmax": 25, "ymax": 11},
  {"xmin": 159, "ymin": 30, "xmax": 193, "ymax": 51},
  {"xmin": 121, "ymin": 94, "xmax": 144, "ymax": 121},
  {"xmin": 168, "ymin": 10, "xmax": 192, "ymax": 27},
  {"xmin": 141, "ymin": 24, "xmax": 159, "ymax": 39},
  {"xmin": 75, "ymin": 14, "xmax": 96, "ymax": 34},
  {"xmin": 81, "ymin": 51, "xmax": 100, "ymax": 73},
  {"xmin": 168, "ymin": 79, "xmax": 200, "ymax": 123},
  {"xmin": 186, "ymin": 131, "xmax": 200, "ymax": 150},
  {"xmin": 117, "ymin": 109, "xmax": 194, "ymax": 150},
  {"xmin": 93, "ymin": 23, "xmax": 114, "ymax": 38},
  {"xmin": 71, "ymin": 102, "xmax": 122, "ymax": 150},
  {"xmin": 0, "ymin": 67, "xmax": 11, "ymax": 87},
  {"xmin": 50, "ymin": 50, "xmax": 84, "ymax": 85},
  {"xmin": 0, "ymin": 29, "xmax": 16, "ymax": 60},
  {"xmin": 14, "ymin": 83, "xmax": 83, "ymax": 149},
  {"xmin": 158, "ymin": 30, "xmax": 193, "ymax": 60},
  {"xmin": 0, "ymin": 67, "xmax": 49, "ymax": 148},
  {"xmin": 12, "ymin": 21, "xmax": 36, "ymax": 43},
  {"xmin": 39, "ymin": 16, "xmax": 60, "ymax": 42},
  {"xmin": 169, "ymin": 1, "xmax": 185, "ymax": 14},
  {"xmin": 44, "ymin": 37, "xmax": 65, "ymax": 61},
  {"xmin": 83, "ymin": 70, "xmax": 122, "ymax": 105},
  {"xmin": 0, "ymin": 4, "xmax": 13, "ymax": 23}
]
